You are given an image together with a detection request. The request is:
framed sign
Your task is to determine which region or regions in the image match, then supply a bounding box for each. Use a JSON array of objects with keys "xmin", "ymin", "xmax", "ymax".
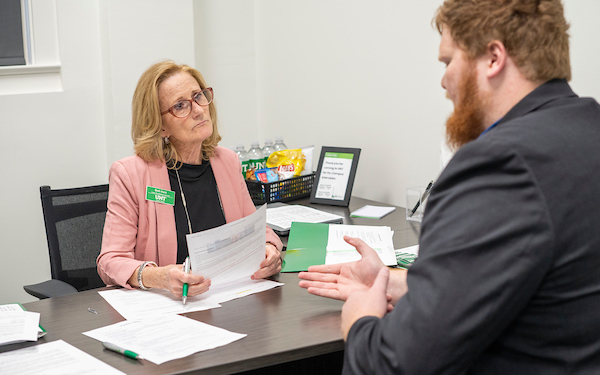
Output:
[{"xmin": 310, "ymin": 147, "xmax": 361, "ymax": 206}]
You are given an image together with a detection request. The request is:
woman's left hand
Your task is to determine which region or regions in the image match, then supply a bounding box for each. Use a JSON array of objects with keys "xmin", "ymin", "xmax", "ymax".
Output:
[{"xmin": 251, "ymin": 243, "xmax": 282, "ymax": 280}]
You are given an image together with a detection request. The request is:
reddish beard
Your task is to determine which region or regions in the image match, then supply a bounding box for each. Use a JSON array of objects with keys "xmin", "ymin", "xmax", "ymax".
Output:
[{"xmin": 445, "ymin": 64, "xmax": 488, "ymax": 151}]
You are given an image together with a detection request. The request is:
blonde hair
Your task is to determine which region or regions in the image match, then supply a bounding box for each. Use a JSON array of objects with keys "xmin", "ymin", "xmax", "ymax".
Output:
[
  {"xmin": 131, "ymin": 61, "xmax": 221, "ymax": 167},
  {"xmin": 434, "ymin": 0, "xmax": 571, "ymax": 82}
]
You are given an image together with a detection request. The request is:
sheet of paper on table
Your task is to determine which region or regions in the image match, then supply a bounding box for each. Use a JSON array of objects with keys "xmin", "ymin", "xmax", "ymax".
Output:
[
  {"xmin": 98, "ymin": 287, "xmax": 221, "ymax": 321},
  {"xmin": 83, "ymin": 314, "xmax": 246, "ymax": 365},
  {"xmin": 0, "ymin": 340, "xmax": 125, "ymax": 375}
]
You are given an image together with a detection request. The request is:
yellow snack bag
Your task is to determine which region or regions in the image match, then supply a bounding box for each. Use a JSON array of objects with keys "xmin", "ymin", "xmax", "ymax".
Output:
[{"xmin": 266, "ymin": 149, "xmax": 306, "ymax": 178}]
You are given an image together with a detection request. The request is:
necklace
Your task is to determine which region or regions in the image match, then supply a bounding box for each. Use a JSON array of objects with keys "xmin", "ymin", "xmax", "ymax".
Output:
[{"xmin": 175, "ymin": 169, "xmax": 193, "ymax": 234}]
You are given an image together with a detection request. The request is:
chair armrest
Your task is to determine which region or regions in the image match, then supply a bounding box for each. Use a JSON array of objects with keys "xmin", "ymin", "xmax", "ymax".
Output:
[{"xmin": 23, "ymin": 279, "xmax": 78, "ymax": 299}]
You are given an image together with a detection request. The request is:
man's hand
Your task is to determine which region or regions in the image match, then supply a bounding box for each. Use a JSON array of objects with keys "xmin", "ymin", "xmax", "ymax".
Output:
[
  {"xmin": 341, "ymin": 267, "xmax": 391, "ymax": 340},
  {"xmin": 298, "ymin": 235, "xmax": 386, "ymax": 301}
]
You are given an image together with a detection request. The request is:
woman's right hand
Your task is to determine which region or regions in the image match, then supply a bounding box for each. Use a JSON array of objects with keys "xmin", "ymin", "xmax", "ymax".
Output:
[
  {"xmin": 132, "ymin": 263, "xmax": 211, "ymax": 298},
  {"xmin": 160, "ymin": 264, "xmax": 211, "ymax": 298}
]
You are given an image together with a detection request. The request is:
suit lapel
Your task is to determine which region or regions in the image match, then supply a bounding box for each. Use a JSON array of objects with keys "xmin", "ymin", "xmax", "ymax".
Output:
[
  {"xmin": 147, "ymin": 159, "xmax": 177, "ymax": 265},
  {"xmin": 210, "ymin": 149, "xmax": 241, "ymax": 223}
]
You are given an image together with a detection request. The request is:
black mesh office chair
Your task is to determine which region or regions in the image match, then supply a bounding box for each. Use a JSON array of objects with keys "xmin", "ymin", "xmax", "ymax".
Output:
[{"xmin": 23, "ymin": 184, "xmax": 109, "ymax": 299}]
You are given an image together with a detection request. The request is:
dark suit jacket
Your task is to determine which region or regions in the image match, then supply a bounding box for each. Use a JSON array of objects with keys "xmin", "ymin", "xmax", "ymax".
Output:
[{"xmin": 344, "ymin": 79, "xmax": 600, "ymax": 374}]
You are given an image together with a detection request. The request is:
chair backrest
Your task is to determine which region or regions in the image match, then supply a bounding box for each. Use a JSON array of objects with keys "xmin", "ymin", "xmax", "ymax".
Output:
[{"xmin": 40, "ymin": 184, "xmax": 109, "ymax": 292}]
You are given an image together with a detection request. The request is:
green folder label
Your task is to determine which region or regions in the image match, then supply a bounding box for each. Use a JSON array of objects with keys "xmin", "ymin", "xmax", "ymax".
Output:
[{"xmin": 146, "ymin": 186, "xmax": 175, "ymax": 206}]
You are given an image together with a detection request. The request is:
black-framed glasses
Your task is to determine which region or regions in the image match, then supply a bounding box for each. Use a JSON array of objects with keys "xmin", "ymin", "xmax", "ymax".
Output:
[{"xmin": 161, "ymin": 87, "xmax": 214, "ymax": 118}]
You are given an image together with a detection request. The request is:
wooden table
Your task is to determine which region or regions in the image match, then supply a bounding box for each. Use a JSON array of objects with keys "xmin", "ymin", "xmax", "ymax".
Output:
[{"xmin": 5, "ymin": 197, "xmax": 419, "ymax": 374}]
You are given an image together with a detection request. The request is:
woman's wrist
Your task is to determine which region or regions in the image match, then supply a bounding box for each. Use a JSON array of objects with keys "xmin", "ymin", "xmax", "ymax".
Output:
[
  {"xmin": 266, "ymin": 241, "xmax": 282, "ymax": 258},
  {"xmin": 137, "ymin": 261, "xmax": 158, "ymax": 290}
]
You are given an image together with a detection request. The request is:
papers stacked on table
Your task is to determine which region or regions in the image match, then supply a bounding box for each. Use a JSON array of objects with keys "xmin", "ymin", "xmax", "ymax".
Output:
[
  {"xmin": 0, "ymin": 303, "xmax": 45, "ymax": 346},
  {"xmin": 350, "ymin": 205, "xmax": 396, "ymax": 219},
  {"xmin": 267, "ymin": 204, "xmax": 343, "ymax": 235}
]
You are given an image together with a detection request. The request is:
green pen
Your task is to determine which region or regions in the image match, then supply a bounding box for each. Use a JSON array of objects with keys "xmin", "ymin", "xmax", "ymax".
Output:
[
  {"xmin": 182, "ymin": 256, "xmax": 190, "ymax": 305},
  {"xmin": 102, "ymin": 342, "xmax": 144, "ymax": 360}
]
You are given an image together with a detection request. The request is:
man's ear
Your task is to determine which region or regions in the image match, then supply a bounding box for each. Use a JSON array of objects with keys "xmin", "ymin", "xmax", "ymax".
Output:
[{"xmin": 486, "ymin": 40, "xmax": 507, "ymax": 79}]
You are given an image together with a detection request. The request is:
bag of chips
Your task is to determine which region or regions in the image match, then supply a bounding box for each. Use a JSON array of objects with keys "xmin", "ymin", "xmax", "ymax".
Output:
[{"xmin": 266, "ymin": 149, "xmax": 306, "ymax": 179}]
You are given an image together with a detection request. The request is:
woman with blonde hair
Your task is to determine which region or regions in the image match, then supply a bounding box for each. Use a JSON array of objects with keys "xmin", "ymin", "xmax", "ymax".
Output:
[{"xmin": 97, "ymin": 61, "xmax": 282, "ymax": 297}]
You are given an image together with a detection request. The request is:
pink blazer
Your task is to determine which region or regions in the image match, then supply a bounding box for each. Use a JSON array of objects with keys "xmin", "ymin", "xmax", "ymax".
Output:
[{"xmin": 97, "ymin": 146, "xmax": 282, "ymax": 288}]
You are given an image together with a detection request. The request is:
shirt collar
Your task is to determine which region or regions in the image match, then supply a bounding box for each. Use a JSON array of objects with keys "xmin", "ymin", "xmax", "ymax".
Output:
[{"xmin": 478, "ymin": 118, "xmax": 502, "ymax": 138}]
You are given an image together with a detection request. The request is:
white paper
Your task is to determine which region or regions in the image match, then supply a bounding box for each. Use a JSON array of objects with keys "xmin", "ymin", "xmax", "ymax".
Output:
[
  {"xmin": 350, "ymin": 205, "xmax": 396, "ymax": 219},
  {"xmin": 325, "ymin": 224, "xmax": 397, "ymax": 266},
  {"xmin": 0, "ymin": 339, "xmax": 125, "ymax": 375},
  {"xmin": 186, "ymin": 204, "xmax": 267, "ymax": 285},
  {"xmin": 0, "ymin": 310, "xmax": 39, "ymax": 345},
  {"xmin": 0, "ymin": 304, "xmax": 45, "ymax": 339},
  {"xmin": 266, "ymin": 205, "xmax": 343, "ymax": 230},
  {"xmin": 201, "ymin": 278, "xmax": 284, "ymax": 304},
  {"xmin": 83, "ymin": 315, "xmax": 246, "ymax": 365},
  {"xmin": 98, "ymin": 288, "xmax": 221, "ymax": 321}
]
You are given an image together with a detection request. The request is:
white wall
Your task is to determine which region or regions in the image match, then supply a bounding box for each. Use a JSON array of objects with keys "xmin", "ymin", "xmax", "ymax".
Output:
[
  {"xmin": 102, "ymin": 0, "xmax": 196, "ymax": 165},
  {"xmin": 0, "ymin": 1, "xmax": 107, "ymax": 305},
  {"xmin": 564, "ymin": 0, "xmax": 600, "ymax": 98},
  {"xmin": 193, "ymin": 1, "xmax": 259, "ymax": 147},
  {"xmin": 253, "ymin": 1, "xmax": 448, "ymax": 205},
  {"xmin": 1, "ymin": 0, "xmax": 599, "ymax": 304},
  {"xmin": 209, "ymin": 0, "xmax": 600, "ymax": 206},
  {"xmin": 0, "ymin": 0, "xmax": 194, "ymax": 304}
]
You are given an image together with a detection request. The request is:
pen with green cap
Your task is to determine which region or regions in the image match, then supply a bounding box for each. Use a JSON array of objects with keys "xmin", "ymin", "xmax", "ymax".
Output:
[
  {"xmin": 182, "ymin": 256, "xmax": 190, "ymax": 305},
  {"xmin": 103, "ymin": 342, "xmax": 144, "ymax": 360}
]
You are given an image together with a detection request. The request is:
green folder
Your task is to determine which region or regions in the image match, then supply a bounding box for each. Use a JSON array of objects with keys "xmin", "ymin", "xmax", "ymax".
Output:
[{"xmin": 281, "ymin": 222, "xmax": 330, "ymax": 272}]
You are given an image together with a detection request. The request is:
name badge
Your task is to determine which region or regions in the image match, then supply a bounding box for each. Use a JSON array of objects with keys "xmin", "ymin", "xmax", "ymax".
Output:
[{"xmin": 146, "ymin": 186, "xmax": 175, "ymax": 206}]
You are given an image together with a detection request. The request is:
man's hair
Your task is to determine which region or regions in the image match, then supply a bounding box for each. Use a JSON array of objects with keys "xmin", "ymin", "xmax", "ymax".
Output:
[
  {"xmin": 434, "ymin": 0, "xmax": 571, "ymax": 82},
  {"xmin": 131, "ymin": 60, "xmax": 221, "ymax": 165}
]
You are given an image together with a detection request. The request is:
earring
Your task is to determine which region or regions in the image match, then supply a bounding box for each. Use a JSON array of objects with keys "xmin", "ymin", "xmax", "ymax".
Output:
[{"xmin": 164, "ymin": 136, "xmax": 170, "ymax": 145}]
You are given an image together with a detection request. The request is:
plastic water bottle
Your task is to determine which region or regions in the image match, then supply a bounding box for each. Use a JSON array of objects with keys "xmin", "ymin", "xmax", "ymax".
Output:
[
  {"xmin": 262, "ymin": 139, "xmax": 277, "ymax": 166},
  {"xmin": 234, "ymin": 143, "xmax": 249, "ymax": 178},
  {"xmin": 273, "ymin": 136, "xmax": 288, "ymax": 151},
  {"xmin": 247, "ymin": 141, "xmax": 265, "ymax": 171}
]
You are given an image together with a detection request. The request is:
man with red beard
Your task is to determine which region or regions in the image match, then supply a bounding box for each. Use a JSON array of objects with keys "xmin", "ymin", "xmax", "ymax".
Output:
[{"xmin": 299, "ymin": 0, "xmax": 600, "ymax": 374}]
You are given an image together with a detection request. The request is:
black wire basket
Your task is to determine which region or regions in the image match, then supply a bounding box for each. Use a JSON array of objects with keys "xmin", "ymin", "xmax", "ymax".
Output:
[{"xmin": 245, "ymin": 173, "xmax": 315, "ymax": 205}]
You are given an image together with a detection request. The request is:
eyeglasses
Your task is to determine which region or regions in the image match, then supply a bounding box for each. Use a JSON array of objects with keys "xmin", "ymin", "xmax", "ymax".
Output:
[{"xmin": 161, "ymin": 87, "xmax": 214, "ymax": 118}]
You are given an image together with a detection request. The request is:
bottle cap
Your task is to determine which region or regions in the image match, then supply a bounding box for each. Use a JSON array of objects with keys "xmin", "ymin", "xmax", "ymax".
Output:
[
  {"xmin": 235, "ymin": 143, "xmax": 244, "ymax": 150},
  {"xmin": 251, "ymin": 141, "xmax": 260, "ymax": 147},
  {"xmin": 264, "ymin": 138, "xmax": 273, "ymax": 145}
]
